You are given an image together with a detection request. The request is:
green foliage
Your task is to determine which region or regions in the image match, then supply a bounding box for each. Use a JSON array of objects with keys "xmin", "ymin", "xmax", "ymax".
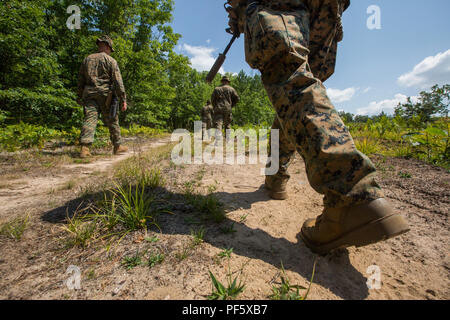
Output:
[
  {"xmin": 207, "ymin": 270, "xmax": 245, "ymax": 300},
  {"xmin": 0, "ymin": 123, "xmax": 59, "ymax": 151},
  {"xmin": 147, "ymin": 251, "xmax": 165, "ymax": 268},
  {"xmin": 395, "ymin": 84, "xmax": 449, "ymax": 124},
  {"xmin": 269, "ymin": 261, "xmax": 316, "ymax": 300},
  {"xmin": 0, "ymin": 214, "xmax": 30, "ymax": 241},
  {"xmin": 108, "ymin": 182, "xmax": 160, "ymax": 231},
  {"xmin": 122, "ymin": 250, "xmax": 144, "ymax": 270}
]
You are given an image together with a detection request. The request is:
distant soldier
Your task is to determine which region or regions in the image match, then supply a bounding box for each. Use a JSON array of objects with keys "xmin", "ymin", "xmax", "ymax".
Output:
[
  {"xmin": 201, "ymin": 100, "xmax": 214, "ymax": 139},
  {"xmin": 211, "ymin": 76, "xmax": 240, "ymax": 136},
  {"xmin": 77, "ymin": 35, "xmax": 128, "ymax": 158}
]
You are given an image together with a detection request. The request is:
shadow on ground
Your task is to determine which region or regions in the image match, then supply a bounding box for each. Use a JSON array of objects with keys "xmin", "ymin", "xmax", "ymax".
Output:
[{"xmin": 41, "ymin": 184, "xmax": 369, "ymax": 300}]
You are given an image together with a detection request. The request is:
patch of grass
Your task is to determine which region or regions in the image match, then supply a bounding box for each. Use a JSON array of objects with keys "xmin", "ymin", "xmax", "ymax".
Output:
[
  {"xmin": 0, "ymin": 214, "xmax": 30, "ymax": 240},
  {"xmin": 269, "ymin": 260, "xmax": 316, "ymax": 300},
  {"xmin": 87, "ymin": 269, "xmax": 96, "ymax": 280},
  {"xmin": 218, "ymin": 248, "xmax": 233, "ymax": 259},
  {"xmin": 239, "ymin": 214, "xmax": 248, "ymax": 223},
  {"xmin": 207, "ymin": 257, "xmax": 246, "ymax": 300},
  {"xmin": 191, "ymin": 227, "xmax": 205, "ymax": 246},
  {"xmin": 121, "ymin": 250, "xmax": 144, "ymax": 270},
  {"xmin": 355, "ymin": 138, "xmax": 380, "ymax": 155},
  {"xmin": 148, "ymin": 251, "xmax": 165, "ymax": 268},
  {"xmin": 186, "ymin": 193, "xmax": 226, "ymax": 223},
  {"xmin": 108, "ymin": 181, "xmax": 161, "ymax": 231},
  {"xmin": 220, "ymin": 222, "xmax": 237, "ymax": 234},
  {"xmin": 145, "ymin": 236, "xmax": 159, "ymax": 243},
  {"xmin": 63, "ymin": 214, "xmax": 97, "ymax": 248},
  {"xmin": 398, "ymin": 171, "xmax": 412, "ymax": 179},
  {"xmin": 61, "ymin": 179, "xmax": 77, "ymax": 190},
  {"xmin": 175, "ymin": 246, "xmax": 191, "ymax": 261}
]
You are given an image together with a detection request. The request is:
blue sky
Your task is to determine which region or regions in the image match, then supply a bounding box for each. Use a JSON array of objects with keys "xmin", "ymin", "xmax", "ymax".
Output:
[{"xmin": 171, "ymin": 0, "xmax": 450, "ymax": 115}]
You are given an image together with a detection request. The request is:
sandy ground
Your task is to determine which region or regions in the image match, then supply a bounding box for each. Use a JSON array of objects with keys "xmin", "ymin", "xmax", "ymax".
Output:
[{"xmin": 0, "ymin": 140, "xmax": 448, "ymax": 300}]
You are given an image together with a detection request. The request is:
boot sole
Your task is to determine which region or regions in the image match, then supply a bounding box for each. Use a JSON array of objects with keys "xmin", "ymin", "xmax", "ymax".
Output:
[
  {"xmin": 300, "ymin": 214, "xmax": 410, "ymax": 255},
  {"xmin": 268, "ymin": 190, "xmax": 288, "ymax": 200},
  {"xmin": 265, "ymin": 185, "xmax": 288, "ymax": 200}
]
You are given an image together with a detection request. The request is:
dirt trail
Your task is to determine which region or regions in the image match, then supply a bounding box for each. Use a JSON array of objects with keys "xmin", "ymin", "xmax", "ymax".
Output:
[
  {"xmin": 0, "ymin": 137, "xmax": 171, "ymax": 220},
  {"xmin": 0, "ymin": 144, "xmax": 448, "ymax": 300}
]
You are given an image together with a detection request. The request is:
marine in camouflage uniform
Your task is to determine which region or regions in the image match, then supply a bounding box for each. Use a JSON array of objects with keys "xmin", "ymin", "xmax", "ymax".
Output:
[
  {"xmin": 201, "ymin": 100, "xmax": 214, "ymax": 139},
  {"xmin": 77, "ymin": 35, "xmax": 128, "ymax": 157},
  {"xmin": 226, "ymin": 0, "xmax": 409, "ymax": 254},
  {"xmin": 211, "ymin": 76, "xmax": 240, "ymax": 134}
]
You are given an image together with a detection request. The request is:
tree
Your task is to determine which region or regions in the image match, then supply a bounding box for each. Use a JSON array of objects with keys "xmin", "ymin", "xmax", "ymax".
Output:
[{"xmin": 395, "ymin": 84, "xmax": 449, "ymax": 125}]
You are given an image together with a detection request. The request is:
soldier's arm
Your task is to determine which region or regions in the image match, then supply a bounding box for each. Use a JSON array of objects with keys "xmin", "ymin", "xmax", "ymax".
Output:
[
  {"xmin": 111, "ymin": 60, "xmax": 127, "ymax": 104},
  {"xmin": 211, "ymin": 89, "xmax": 218, "ymax": 108},
  {"xmin": 231, "ymin": 88, "xmax": 240, "ymax": 107}
]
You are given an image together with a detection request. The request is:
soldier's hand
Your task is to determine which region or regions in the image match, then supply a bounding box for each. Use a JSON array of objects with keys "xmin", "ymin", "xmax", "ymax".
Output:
[{"xmin": 121, "ymin": 101, "xmax": 127, "ymax": 112}]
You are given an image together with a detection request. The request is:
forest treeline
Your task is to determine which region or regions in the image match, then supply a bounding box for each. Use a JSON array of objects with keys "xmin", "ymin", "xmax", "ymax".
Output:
[
  {"xmin": 1, "ymin": 1, "xmax": 448, "ymax": 167},
  {"xmin": 0, "ymin": 0, "xmax": 274, "ymax": 131}
]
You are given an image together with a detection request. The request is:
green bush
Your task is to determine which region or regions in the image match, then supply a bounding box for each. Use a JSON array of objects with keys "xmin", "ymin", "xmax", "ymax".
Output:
[{"xmin": 0, "ymin": 87, "xmax": 82, "ymax": 128}]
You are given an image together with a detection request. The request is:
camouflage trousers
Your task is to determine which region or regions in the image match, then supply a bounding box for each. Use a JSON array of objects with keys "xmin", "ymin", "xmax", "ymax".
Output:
[
  {"xmin": 202, "ymin": 117, "xmax": 213, "ymax": 139},
  {"xmin": 213, "ymin": 110, "xmax": 233, "ymax": 132},
  {"xmin": 245, "ymin": 5, "xmax": 384, "ymax": 209},
  {"xmin": 80, "ymin": 95, "xmax": 122, "ymax": 147}
]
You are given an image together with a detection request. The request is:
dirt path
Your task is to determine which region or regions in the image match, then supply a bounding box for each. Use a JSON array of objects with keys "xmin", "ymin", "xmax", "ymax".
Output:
[
  {"xmin": 0, "ymin": 145, "xmax": 448, "ymax": 300},
  {"xmin": 0, "ymin": 137, "xmax": 171, "ymax": 220}
]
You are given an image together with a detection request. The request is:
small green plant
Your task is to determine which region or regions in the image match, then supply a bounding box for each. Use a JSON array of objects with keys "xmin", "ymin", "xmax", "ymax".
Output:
[
  {"xmin": 239, "ymin": 214, "xmax": 248, "ymax": 223},
  {"xmin": 63, "ymin": 215, "xmax": 97, "ymax": 248},
  {"xmin": 185, "ymin": 193, "xmax": 226, "ymax": 223},
  {"xmin": 148, "ymin": 251, "xmax": 165, "ymax": 268},
  {"xmin": 175, "ymin": 246, "xmax": 191, "ymax": 261},
  {"xmin": 207, "ymin": 270, "xmax": 245, "ymax": 300},
  {"xmin": 218, "ymin": 248, "xmax": 233, "ymax": 259},
  {"xmin": 110, "ymin": 182, "xmax": 160, "ymax": 231},
  {"xmin": 121, "ymin": 250, "xmax": 143, "ymax": 270},
  {"xmin": 269, "ymin": 260, "xmax": 316, "ymax": 300},
  {"xmin": 398, "ymin": 171, "xmax": 412, "ymax": 179},
  {"xmin": 0, "ymin": 214, "xmax": 30, "ymax": 240},
  {"xmin": 355, "ymin": 138, "xmax": 380, "ymax": 155},
  {"xmin": 145, "ymin": 236, "xmax": 159, "ymax": 243},
  {"xmin": 191, "ymin": 227, "xmax": 205, "ymax": 246},
  {"xmin": 220, "ymin": 222, "xmax": 236, "ymax": 234}
]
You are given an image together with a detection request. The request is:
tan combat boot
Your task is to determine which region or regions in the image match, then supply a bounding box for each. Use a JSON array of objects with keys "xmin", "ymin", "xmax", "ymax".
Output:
[
  {"xmin": 113, "ymin": 145, "xmax": 128, "ymax": 155},
  {"xmin": 265, "ymin": 175, "xmax": 288, "ymax": 200},
  {"xmin": 300, "ymin": 198, "xmax": 410, "ymax": 255},
  {"xmin": 79, "ymin": 145, "xmax": 92, "ymax": 158}
]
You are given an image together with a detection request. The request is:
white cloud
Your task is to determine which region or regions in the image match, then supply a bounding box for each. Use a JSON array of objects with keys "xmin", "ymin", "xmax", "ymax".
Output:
[
  {"xmin": 181, "ymin": 43, "xmax": 225, "ymax": 74},
  {"xmin": 363, "ymin": 87, "xmax": 372, "ymax": 94},
  {"xmin": 397, "ymin": 49, "xmax": 450, "ymax": 89},
  {"xmin": 327, "ymin": 87, "xmax": 357, "ymax": 103},
  {"xmin": 356, "ymin": 94, "xmax": 419, "ymax": 116}
]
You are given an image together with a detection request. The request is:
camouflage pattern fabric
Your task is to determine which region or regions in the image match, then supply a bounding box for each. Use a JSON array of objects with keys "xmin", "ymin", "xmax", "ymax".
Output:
[
  {"xmin": 77, "ymin": 52, "xmax": 126, "ymax": 104},
  {"xmin": 202, "ymin": 104, "xmax": 214, "ymax": 138},
  {"xmin": 211, "ymin": 84, "xmax": 240, "ymax": 131},
  {"xmin": 241, "ymin": 1, "xmax": 384, "ymax": 209},
  {"xmin": 80, "ymin": 94, "xmax": 122, "ymax": 146},
  {"xmin": 201, "ymin": 104, "xmax": 214, "ymax": 128},
  {"xmin": 78, "ymin": 52, "xmax": 126, "ymax": 147}
]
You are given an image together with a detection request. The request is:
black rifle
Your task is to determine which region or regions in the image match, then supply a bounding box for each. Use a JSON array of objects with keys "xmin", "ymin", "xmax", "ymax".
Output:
[{"xmin": 110, "ymin": 93, "xmax": 119, "ymax": 119}]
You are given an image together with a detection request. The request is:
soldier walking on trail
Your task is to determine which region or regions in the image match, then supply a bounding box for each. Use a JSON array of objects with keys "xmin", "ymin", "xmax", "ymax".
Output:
[
  {"xmin": 225, "ymin": 0, "xmax": 409, "ymax": 255},
  {"xmin": 201, "ymin": 100, "xmax": 214, "ymax": 139},
  {"xmin": 77, "ymin": 35, "xmax": 128, "ymax": 158},
  {"xmin": 211, "ymin": 76, "xmax": 240, "ymax": 136}
]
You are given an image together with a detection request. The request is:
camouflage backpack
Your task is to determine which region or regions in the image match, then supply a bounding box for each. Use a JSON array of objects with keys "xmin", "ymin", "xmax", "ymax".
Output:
[{"xmin": 228, "ymin": 0, "xmax": 350, "ymax": 82}]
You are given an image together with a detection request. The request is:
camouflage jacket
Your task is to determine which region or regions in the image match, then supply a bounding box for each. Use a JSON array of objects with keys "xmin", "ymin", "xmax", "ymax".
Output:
[
  {"xmin": 227, "ymin": 0, "xmax": 350, "ymax": 82},
  {"xmin": 211, "ymin": 85, "xmax": 240, "ymax": 113},
  {"xmin": 77, "ymin": 52, "xmax": 126, "ymax": 103}
]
